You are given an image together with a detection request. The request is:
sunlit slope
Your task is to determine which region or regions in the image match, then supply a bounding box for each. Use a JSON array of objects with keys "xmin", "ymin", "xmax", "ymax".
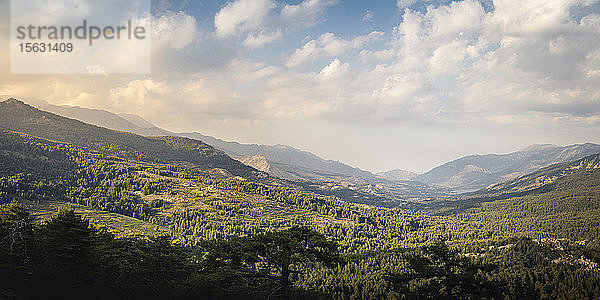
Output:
[{"xmin": 0, "ymin": 98, "xmax": 256, "ymax": 177}]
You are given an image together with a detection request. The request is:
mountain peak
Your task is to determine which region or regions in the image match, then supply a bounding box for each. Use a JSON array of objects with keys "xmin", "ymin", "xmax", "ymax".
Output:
[
  {"xmin": 3, "ymin": 97, "xmax": 27, "ymax": 105},
  {"xmin": 377, "ymin": 169, "xmax": 418, "ymax": 181},
  {"xmin": 42, "ymin": 104, "xmax": 172, "ymax": 137},
  {"xmin": 1, "ymin": 98, "xmax": 40, "ymax": 114},
  {"xmin": 241, "ymin": 155, "xmax": 271, "ymax": 173}
]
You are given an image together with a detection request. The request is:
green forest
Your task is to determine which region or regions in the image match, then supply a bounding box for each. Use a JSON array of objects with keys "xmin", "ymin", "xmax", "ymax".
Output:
[{"xmin": 2, "ymin": 125, "xmax": 600, "ymax": 299}]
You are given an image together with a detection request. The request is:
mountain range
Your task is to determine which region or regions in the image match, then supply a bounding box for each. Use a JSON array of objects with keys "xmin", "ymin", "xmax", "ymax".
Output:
[
  {"xmin": 5, "ymin": 97, "xmax": 600, "ymax": 229},
  {"xmin": 32, "ymin": 101, "xmax": 448, "ymax": 204},
  {"xmin": 41, "ymin": 103, "xmax": 373, "ymax": 181},
  {"xmin": 376, "ymin": 169, "xmax": 419, "ymax": 181},
  {"xmin": 483, "ymin": 151, "xmax": 600, "ymax": 194},
  {"xmin": 20, "ymin": 99, "xmax": 600, "ymax": 197},
  {"xmin": 0, "ymin": 98, "xmax": 256, "ymax": 178},
  {"xmin": 6, "ymin": 98, "xmax": 600, "ymax": 299},
  {"xmin": 179, "ymin": 132, "xmax": 372, "ymax": 181},
  {"xmin": 0, "ymin": 98, "xmax": 447, "ymax": 206},
  {"xmin": 427, "ymin": 150, "xmax": 600, "ymax": 217},
  {"xmin": 43, "ymin": 104, "xmax": 171, "ymax": 136},
  {"xmin": 415, "ymin": 143, "xmax": 600, "ymax": 192}
]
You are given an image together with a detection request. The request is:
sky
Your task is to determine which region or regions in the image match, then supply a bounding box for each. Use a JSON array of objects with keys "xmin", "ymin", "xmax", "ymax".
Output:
[{"xmin": 1, "ymin": 0, "xmax": 599, "ymax": 173}]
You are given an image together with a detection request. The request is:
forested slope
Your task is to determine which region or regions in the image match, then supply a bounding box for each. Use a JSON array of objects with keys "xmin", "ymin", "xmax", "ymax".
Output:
[
  {"xmin": 3, "ymin": 127, "xmax": 600, "ymax": 298},
  {"xmin": 2, "ymin": 104, "xmax": 600, "ymax": 298},
  {"xmin": 0, "ymin": 99, "xmax": 256, "ymax": 177}
]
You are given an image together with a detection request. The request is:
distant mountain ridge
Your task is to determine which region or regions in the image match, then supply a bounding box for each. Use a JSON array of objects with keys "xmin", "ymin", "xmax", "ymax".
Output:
[
  {"xmin": 484, "ymin": 152, "xmax": 600, "ymax": 194},
  {"xmin": 15, "ymin": 100, "xmax": 450, "ymax": 204},
  {"xmin": 25, "ymin": 98, "xmax": 600, "ymax": 200},
  {"xmin": 428, "ymin": 151, "xmax": 600, "ymax": 216},
  {"xmin": 118, "ymin": 113, "xmax": 161, "ymax": 129},
  {"xmin": 180, "ymin": 132, "xmax": 372, "ymax": 181},
  {"xmin": 0, "ymin": 98, "xmax": 256, "ymax": 177},
  {"xmin": 416, "ymin": 143, "xmax": 600, "ymax": 192},
  {"xmin": 377, "ymin": 169, "xmax": 419, "ymax": 181},
  {"xmin": 43, "ymin": 104, "xmax": 171, "ymax": 136},
  {"xmin": 32, "ymin": 102, "xmax": 376, "ymax": 181},
  {"xmin": 1, "ymin": 98, "xmax": 453, "ymax": 207}
]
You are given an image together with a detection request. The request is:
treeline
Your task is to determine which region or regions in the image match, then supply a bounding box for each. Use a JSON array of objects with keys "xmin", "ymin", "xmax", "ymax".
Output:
[
  {"xmin": 0, "ymin": 130, "xmax": 469, "ymax": 252},
  {"xmin": 8, "ymin": 127, "xmax": 593, "ymax": 252},
  {"xmin": 4, "ymin": 129, "xmax": 600, "ymax": 298},
  {"xmin": 3, "ymin": 203, "xmax": 600, "ymax": 299},
  {"xmin": 0, "ymin": 203, "xmax": 341, "ymax": 299},
  {"xmin": 456, "ymin": 169, "xmax": 600, "ymax": 241}
]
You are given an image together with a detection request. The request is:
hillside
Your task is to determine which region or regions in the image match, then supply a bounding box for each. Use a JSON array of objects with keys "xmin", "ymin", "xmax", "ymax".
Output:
[
  {"xmin": 430, "ymin": 152, "xmax": 600, "ymax": 225},
  {"xmin": 3, "ymin": 99, "xmax": 450, "ymax": 206},
  {"xmin": 456, "ymin": 163, "xmax": 600, "ymax": 239},
  {"xmin": 484, "ymin": 152, "xmax": 600, "ymax": 194},
  {"xmin": 416, "ymin": 143, "xmax": 600, "ymax": 192},
  {"xmin": 241, "ymin": 154, "xmax": 271, "ymax": 172},
  {"xmin": 43, "ymin": 104, "xmax": 172, "ymax": 136},
  {"xmin": 181, "ymin": 132, "xmax": 373, "ymax": 180},
  {"xmin": 377, "ymin": 169, "xmax": 419, "ymax": 181},
  {"xmin": 0, "ymin": 127, "xmax": 450, "ymax": 250},
  {"xmin": 118, "ymin": 113, "xmax": 163, "ymax": 129},
  {"xmin": 180, "ymin": 132, "xmax": 453, "ymax": 205},
  {"xmin": 35, "ymin": 103, "xmax": 377, "ymax": 181},
  {"xmin": 24, "ymin": 99, "xmax": 600, "ymax": 207},
  {"xmin": 2, "ymin": 116, "xmax": 600, "ymax": 299},
  {"xmin": 0, "ymin": 98, "xmax": 256, "ymax": 177}
]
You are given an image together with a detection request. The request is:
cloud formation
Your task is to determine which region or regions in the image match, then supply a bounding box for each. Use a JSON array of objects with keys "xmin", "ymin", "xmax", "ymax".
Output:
[
  {"xmin": 286, "ymin": 31, "xmax": 384, "ymax": 67},
  {"xmin": 1, "ymin": 0, "xmax": 600, "ymax": 171},
  {"xmin": 154, "ymin": 11, "xmax": 200, "ymax": 50},
  {"xmin": 214, "ymin": 0, "xmax": 336, "ymax": 48},
  {"xmin": 214, "ymin": 0, "xmax": 275, "ymax": 38},
  {"xmin": 3, "ymin": 0, "xmax": 598, "ymax": 126}
]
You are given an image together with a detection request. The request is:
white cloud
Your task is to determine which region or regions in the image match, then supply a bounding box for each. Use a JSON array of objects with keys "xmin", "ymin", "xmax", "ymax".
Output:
[
  {"xmin": 379, "ymin": 0, "xmax": 600, "ymax": 123},
  {"xmin": 214, "ymin": 0, "xmax": 275, "ymax": 38},
  {"xmin": 14, "ymin": 0, "xmax": 91, "ymax": 24},
  {"xmin": 359, "ymin": 49, "xmax": 396, "ymax": 62},
  {"xmin": 319, "ymin": 58, "xmax": 349, "ymax": 78},
  {"xmin": 286, "ymin": 40, "xmax": 318, "ymax": 68},
  {"xmin": 2, "ymin": 0, "xmax": 600, "ymax": 150},
  {"xmin": 9, "ymin": 0, "xmax": 152, "ymax": 74},
  {"xmin": 428, "ymin": 40, "xmax": 467, "ymax": 75},
  {"xmin": 372, "ymin": 73, "xmax": 429, "ymax": 105},
  {"xmin": 220, "ymin": 0, "xmax": 598, "ymax": 126},
  {"xmin": 286, "ymin": 31, "xmax": 384, "ymax": 67},
  {"xmin": 227, "ymin": 59, "xmax": 280, "ymax": 82},
  {"xmin": 2, "ymin": 0, "xmax": 600, "ymax": 173},
  {"xmin": 109, "ymin": 79, "xmax": 171, "ymax": 108},
  {"xmin": 243, "ymin": 29, "xmax": 283, "ymax": 48},
  {"xmin": 396, "ymin": 0, "xmax": 418, "ymax": 10},
  {"xmin": 280, "ymin": 0, "xmax": 337, "ymax": 26},
  {"xmin": 489, "ymin": 0, "xmax": 576, "ymax": 35},
  {"xmin": 214, "ymin": 0, "xmax": 336, "ymax": 48},
  {"xmin": 153, "ymin": 11, "xmax": 199, "ymax": 49}
]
